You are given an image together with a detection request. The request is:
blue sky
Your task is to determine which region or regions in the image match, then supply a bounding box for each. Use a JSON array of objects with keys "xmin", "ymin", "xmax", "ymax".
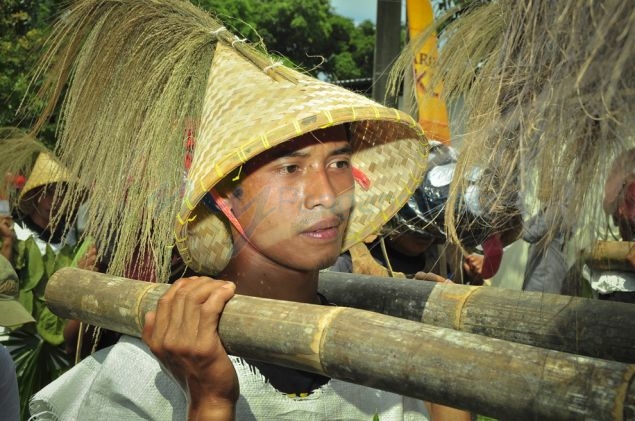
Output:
[
  {"xmin": 330, "ymin": 0, "xmax": 378, "ymax": 24},
  {"xmin": 331, "ymin": 0, "xmax": 407, "ymax": 24}
]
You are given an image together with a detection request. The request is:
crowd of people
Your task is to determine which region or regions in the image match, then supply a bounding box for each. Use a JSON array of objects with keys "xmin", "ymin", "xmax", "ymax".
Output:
[{"xmin": 0, "ymin": 0, "xmax": 633, "ymax": 420}]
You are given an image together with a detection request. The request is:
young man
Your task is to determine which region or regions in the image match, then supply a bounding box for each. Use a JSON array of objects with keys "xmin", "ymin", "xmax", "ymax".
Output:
[
  {"xmin": 28, "ymin": 1, "xmax": 469, "ymax": 419},
  {"xmin": 32, "ymin": 127, "xmax": 469, "ymax": 421},
  {"xmin": 144, "ymin": 125, "xmax": 356, "ymax": 419}
]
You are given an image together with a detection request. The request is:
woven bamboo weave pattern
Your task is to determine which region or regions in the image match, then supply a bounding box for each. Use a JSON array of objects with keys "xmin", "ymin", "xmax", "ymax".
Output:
[{"xmin": 177, "ymin": 43, "xmax": 427, "ymax": 273}]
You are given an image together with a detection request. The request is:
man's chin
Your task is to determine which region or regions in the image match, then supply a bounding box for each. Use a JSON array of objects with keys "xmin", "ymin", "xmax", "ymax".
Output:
[{"xmin": 315, "ymin": 253, "xmax": 341, "ymax": 271}]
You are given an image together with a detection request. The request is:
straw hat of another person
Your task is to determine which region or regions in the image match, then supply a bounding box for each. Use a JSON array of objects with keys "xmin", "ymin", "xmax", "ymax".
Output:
[
  {"xmin": 0, "ymin": 254, "xmax": 34, "ymax": 328},
  {"xmin": 18, "ymin": 153, "xmax": 72, "ymax": 217}
]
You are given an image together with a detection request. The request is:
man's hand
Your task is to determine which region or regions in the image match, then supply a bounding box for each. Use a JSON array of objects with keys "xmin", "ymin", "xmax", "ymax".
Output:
[
  {"xmin": 463, "ymin": 254, "xmax": 485, "ymax": 285},
  {"xmin": 413, "ymin": 272, "xmax": 450, "ymax": 283},
  {"xmin": 142, "ymin": 277, "xmax": 238, "ymax": 421},
  {"xmin": 0, "ymin": 216, "xmax": 15, "ymax": 261},
  {"xmin": 77, "ymin": 245, "xmax": 98, "ymax": 271}
]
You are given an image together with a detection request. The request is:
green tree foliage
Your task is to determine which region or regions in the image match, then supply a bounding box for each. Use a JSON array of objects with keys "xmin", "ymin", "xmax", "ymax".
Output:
[
  {"xmin": 1, "ymin": 0, "xmax": 376, "ymax": 139},
  {"xmin": 0, "ymin": 0, "xmax": 59, "ymax": 147},
  {"xmin": 194, "ymin": 0, "xmax": 375, "ymax": 80}
]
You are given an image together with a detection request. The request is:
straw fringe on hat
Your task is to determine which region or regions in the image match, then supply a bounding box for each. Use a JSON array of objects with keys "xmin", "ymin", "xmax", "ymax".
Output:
[
  {"xmin": 29, "ymin": 0, "xmax": 427, "ymax": 279},
  {"xmin": 390, "ymin": 0, "xmax": 635, "ymax": 249}
]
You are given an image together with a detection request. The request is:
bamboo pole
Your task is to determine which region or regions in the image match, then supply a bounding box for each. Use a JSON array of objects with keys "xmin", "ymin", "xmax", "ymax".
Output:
[
  {"xmin": 47, "ymin": 268, "xmax": 635, "ymax": 420},
  {"xmin": 584, "ymin": 241, "xmax": 635, "ymax": 272},
  {"xmin": 318, "ymin": 271, "xmax": 635, "ymax": 364}
]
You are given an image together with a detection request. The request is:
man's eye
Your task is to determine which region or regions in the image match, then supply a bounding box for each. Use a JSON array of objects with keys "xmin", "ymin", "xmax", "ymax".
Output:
[
  {"xmin": 280, "ymin": 165, "xmax": 300, "ymax": 174},
  {"xmin": 330, "ymin": 160, "xmax": 350, "ymax": 169}
]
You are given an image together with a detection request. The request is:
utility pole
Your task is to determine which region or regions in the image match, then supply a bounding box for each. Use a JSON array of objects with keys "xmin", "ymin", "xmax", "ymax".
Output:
[{"xmin": 372, "ymin": 0, "xmax": 402, "ymax": 107}]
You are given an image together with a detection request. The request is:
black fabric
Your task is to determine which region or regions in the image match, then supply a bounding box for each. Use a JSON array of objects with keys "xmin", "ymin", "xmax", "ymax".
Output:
[
  {"xmin": 243, "ymin": 292, "xmax": 332, "ymax": 395},
  {"xmin": 17, "ymin": 215, "xmax": 68, "ymax": 245},
  {"xmin": 243, "ymin": 359, "xmax": 331, "ymax": 395},
  {"xmin": 367, "ymin": 238, "xmax": 426, "ymax": 277}
]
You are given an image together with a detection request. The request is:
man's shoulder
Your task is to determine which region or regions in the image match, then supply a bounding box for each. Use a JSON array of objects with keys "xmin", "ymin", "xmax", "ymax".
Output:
[{"xmin": 30, "ymin": 336, "xmax": 186, "ymax": 420}]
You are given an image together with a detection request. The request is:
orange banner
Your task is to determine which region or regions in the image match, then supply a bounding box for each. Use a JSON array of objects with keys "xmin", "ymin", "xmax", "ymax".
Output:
[{"xmin": 406, "ymin": 0, "xmax": 450, "ymax": 144}]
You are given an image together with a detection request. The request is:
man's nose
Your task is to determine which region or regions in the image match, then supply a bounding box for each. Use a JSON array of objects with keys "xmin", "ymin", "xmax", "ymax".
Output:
[{"xmin": 303, "ymin": 168, "xmax": 337, "ymax": 209}]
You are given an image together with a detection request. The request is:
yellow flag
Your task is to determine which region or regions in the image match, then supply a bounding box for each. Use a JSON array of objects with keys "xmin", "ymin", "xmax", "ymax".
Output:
[{"xmin": 406, "ymin": 0, "xmax": 450, "ymax": 144}]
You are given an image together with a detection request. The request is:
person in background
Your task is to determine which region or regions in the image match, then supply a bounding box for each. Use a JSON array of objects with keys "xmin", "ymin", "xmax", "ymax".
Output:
[
  {"xmin": 0, "ymin": 173, "xmax": 25, "ymax": 261},
  {"xmin": 583, "ymin": 148, "xmax": 635, "ymax": 303},
  {"xmin": 0, "ymin": 214, "xmax": 13, "ymax": 261},
  {"xmin": 332, "ymin": 140, "xmax": 521, "ymax": 285},
  {"xmin": 0, "ymin": 253, "xmax": 36, "ymax": 421},
  {"xmin": 0, "ymin": 152, "xmax": 103, "ymax": 415},
  {"xmin": 521, "ymin": 209, "xmax": 571, "ymax": 293},
  {"xmin": 330, "ymin": 141, "xmax": 458, "ymax": 281}
]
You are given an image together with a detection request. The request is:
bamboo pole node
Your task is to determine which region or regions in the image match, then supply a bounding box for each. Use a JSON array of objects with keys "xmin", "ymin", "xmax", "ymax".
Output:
[
  {"xmin": 318, "ymin": 270, "xmax": 635, "ymax": 364},
  {"xmin": 614, "ymin": 364, "xmax": 635, "ymax": 420},
  {"xmin": 134, "ymin": 283, "xmax": 160, "ymax": 332},
  {"xmin": 453, "ymin": 284, "xmax": 481, "ymax": 330},
  {"xmin": 313, "ymin": 306, "xmax": 345, "ymax": 355}
]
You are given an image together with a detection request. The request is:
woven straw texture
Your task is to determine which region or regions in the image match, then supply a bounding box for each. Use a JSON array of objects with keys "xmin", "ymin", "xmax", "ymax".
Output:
[
  {"xmin": 177, "ymin": 43, "xmax": 427, "ymax": 274},
  {"xmin": 18, "ymin": 153, "xmax": 71, "ymax": 212}
]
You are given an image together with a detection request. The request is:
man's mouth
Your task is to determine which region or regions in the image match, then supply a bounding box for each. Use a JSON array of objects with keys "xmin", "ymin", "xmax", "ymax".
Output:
[{"xmin": 301, "ymin": 217, "xmax": 342, "ymax": 240}]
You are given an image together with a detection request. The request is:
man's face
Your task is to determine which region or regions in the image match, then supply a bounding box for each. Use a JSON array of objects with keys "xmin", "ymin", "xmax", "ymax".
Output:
[
  {"xmin": 25, "ymin": 185, "xmax": 56, "ymax": 229},
  {"xmin": 613, "ymin": 180, "xmax": 635, "ymax": 241},
  {"xmin": 227, "ymin": 125, "xmax": 354, "ymax": 271}
]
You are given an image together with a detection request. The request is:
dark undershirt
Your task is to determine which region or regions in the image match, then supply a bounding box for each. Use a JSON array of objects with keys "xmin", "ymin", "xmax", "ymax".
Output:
[
  {"xmin": 169, "ymin": 266, "xmax": 332, "ymax": 395},
  {"xmin": 242, "ymin": 292, "xmax": 331, "ymax": 395}
]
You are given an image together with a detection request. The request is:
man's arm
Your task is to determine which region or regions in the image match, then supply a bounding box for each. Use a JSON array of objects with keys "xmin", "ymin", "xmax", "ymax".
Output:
[{"xmin": 142, "ymin": 277, "xmax": 239, "ymax": 421}]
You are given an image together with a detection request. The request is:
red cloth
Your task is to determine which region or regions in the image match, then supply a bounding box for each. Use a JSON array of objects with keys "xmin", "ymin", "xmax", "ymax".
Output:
[{"xmin": 480, "ymin": 233, "xmax": 504, "ymax": 279}]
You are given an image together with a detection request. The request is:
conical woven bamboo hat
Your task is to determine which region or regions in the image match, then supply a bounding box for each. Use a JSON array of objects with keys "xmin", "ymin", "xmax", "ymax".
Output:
[
  {"xmin": 18, "ymin": 152, "xmax": 71, "ymax": 214},
  {"xmin": 177, "ymin": 43, "xmax": 427, "ymax": 274}
]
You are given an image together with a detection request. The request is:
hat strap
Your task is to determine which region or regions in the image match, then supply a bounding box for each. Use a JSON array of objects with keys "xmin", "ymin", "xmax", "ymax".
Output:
[
  {"xmin": 352, "ymin": 167, "xmax": 370, "ymax": 191},
  {"xmin": 208, "ymin": 189, "xmax": 248, "ymax": 240}
]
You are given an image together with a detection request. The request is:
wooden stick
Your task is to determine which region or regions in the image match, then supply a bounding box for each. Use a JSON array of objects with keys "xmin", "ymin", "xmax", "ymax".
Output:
[
  {"xmin": 318, "ymin": 271, "xmax": 635, "ymax": 363},
  {"xmin": 584, "ymin": 240, "xmax": 635, "ymax": 272},
  {"xmin": 46, "ymin": 268, "xmax": 635, "ymax": 420}
]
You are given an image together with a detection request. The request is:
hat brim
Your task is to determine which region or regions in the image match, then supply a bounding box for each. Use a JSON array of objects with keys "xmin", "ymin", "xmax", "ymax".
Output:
[{"xmin": 0, "ymin": 299, "xmax": 35, "ymax": 328}]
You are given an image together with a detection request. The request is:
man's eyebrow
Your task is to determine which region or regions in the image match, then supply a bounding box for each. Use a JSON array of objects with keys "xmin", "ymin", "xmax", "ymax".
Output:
[
  {"xmin": 271, "ymin": 149, "xmax": 309, "ymax": 160},
  {"xmin": 270, "ymin": 145, "xmax": 353, "ymax": 160},
  {"xmin": 330, "ymin": 145, "xmax": 353, "ymax": 156}
]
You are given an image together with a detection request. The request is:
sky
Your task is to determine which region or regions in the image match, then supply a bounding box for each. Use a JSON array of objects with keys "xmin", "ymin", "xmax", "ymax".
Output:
[
  {"xmin": 330, "ymin": 0, "xmax": 379, "ymax": 24},
  {"xmin": 331, "ymin": 0, "xmax": 408, "ymax": 25}
]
